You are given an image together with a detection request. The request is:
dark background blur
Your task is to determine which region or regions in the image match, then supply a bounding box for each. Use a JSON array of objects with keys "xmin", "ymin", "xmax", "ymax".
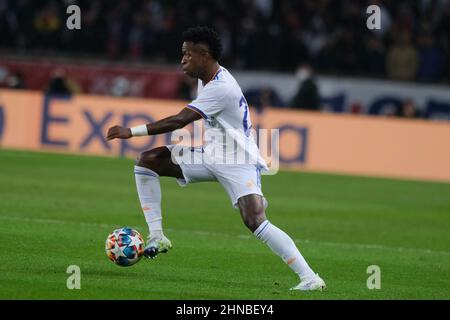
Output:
[{"xmin": 1, "ymin": 0, "xmax": 449, "ymax": 84}]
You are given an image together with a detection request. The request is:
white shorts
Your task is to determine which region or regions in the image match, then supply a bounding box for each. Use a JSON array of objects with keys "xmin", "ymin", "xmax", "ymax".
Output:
[{"xmin": 166, "ymin": 145, "xmax": 268, "ymax": 209}]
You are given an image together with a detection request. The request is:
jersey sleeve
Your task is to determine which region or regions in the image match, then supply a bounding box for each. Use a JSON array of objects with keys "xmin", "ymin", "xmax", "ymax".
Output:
[{"xmin": 186, "ymin": 82, "xmax": 227, "ymax": 119}]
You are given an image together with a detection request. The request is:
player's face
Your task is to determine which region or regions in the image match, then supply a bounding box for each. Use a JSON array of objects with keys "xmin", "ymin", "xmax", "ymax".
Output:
[{"xmin": 181, "ymin": 42, "xmax": 208, "ymax": 78}]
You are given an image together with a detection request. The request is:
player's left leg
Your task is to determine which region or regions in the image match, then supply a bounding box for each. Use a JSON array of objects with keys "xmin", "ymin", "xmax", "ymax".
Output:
[
  {"xmin": 214, "ymin": 164, "xmax": 325, "ymax": 291},
  {"xmin": 237, "ymin": 194, "xmax": 326, "ymax": 291}
]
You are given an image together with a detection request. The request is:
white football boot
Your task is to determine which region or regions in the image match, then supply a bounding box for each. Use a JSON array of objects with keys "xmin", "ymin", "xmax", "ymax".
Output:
[
  {"xmin": 143, "ymin": 233, "xmax": 172, "ymax": 259},
  {"xmin": 290, "ymin": 274, "xmax": 326, "ymax": 291}
]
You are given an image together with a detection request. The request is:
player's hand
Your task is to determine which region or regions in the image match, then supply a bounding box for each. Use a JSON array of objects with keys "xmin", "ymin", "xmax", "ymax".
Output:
[{"xmin": 106, "ymin": 125, "xmax": 132, "ymax": 140}]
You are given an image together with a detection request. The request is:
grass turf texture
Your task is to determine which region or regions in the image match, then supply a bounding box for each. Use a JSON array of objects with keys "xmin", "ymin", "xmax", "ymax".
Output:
[{"xmin": 0, "ymin": 149, "xmax": 449, "ymax": 300}]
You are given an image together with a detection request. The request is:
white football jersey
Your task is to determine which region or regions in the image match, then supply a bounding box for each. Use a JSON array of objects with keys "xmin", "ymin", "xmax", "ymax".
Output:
[{"xmin": 187, "ymin": 66, "xmax": 268, "ymax": 170}]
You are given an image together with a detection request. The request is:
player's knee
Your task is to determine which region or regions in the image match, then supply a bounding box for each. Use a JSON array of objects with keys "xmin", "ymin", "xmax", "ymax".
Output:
[
  {"xmin": 242, "ymin": 206, "xmax": 266, "ymax": 232},
  {"xmin": 137, "ymin": 150, "xmax": 160, "ymax": 169},
  {"xmin": 244, "ymin": 216, "xmax": 266, "ymax": 232}
]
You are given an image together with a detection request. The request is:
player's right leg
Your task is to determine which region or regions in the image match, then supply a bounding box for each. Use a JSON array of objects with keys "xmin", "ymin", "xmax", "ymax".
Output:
[{"xmin": 134, "ymin": 146, "xmax": 183, "ymax": 259}]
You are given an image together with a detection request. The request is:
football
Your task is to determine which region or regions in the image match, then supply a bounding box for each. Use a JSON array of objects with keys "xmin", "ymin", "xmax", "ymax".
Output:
[{"xmin": 105, "ymin": 227, "xmax": 145, "ymax": 267}]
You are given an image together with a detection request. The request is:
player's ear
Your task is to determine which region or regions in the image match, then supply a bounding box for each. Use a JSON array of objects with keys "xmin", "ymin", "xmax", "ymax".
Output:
[{"xmin": 201, "ymin": 50, "xmax": 210, "ymax": 62}]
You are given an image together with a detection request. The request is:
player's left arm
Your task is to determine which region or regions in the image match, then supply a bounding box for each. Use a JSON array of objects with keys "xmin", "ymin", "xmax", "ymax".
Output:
[{"xmin": 106, "ymin": 107, "xmax": 202, "ymax": 140}]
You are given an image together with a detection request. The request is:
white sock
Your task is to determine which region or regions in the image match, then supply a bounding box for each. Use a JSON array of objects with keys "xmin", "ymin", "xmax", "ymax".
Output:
[
  {"xmin": 134, "ymin": 165, "xmax": 163, "ymax": 237},
  {"xmin": 254, "ymin": 220, "xmax": 315, "ymax": 280}
]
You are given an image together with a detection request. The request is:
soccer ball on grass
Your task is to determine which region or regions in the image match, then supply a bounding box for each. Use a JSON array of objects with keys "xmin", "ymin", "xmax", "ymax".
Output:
[{"xmin": 105, "ymin": 227, "xmax": 144, "ymax": 267}]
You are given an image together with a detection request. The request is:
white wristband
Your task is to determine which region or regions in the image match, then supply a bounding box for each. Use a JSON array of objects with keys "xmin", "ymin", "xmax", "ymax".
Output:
[{"xmin": 130, "ymin": 124, "xmax": 148, "ymax": 136}]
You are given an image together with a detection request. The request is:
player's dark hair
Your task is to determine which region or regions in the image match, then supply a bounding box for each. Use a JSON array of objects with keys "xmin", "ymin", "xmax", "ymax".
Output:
[{"xmin": 182, "ymin": 26, "xmax": 222, "ymax": 61}]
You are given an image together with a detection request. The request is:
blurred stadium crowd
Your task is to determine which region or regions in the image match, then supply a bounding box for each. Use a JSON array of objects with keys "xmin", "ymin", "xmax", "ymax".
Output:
[{"xmin": 1, "ymin": 0, "xmax": 449, "ymax": 84}]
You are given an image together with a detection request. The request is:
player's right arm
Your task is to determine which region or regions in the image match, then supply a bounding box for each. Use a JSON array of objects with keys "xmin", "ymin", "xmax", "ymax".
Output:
[{"xmin": 106, "ymin": 107, "xmax": 202, "ymax": 140}]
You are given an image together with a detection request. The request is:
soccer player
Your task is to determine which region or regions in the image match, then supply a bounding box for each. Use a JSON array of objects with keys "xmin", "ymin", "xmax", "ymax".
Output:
[{"xmin": 106, "ymin": 26, "xmax": 326, "ymax": 291}]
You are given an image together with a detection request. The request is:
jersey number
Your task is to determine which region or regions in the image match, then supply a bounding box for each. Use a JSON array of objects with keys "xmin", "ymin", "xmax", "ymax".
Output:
[{"xmin": 239, "ymin": 96, "xmax": 250, "ymax": 136}]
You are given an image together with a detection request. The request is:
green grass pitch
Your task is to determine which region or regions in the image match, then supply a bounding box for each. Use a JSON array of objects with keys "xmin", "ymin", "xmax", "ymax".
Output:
[{"xmin": 0, "ymin": 149, "xmax": 449, "ymax": 299}]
